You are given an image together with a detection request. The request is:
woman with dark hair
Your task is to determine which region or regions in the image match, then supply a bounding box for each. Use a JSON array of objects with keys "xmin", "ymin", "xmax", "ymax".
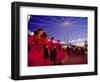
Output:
[
  {"xmin": 42, "ymin": 32, "xmax": 51, "ymax": 65},
  {"xmin": 28, "ymin": 28, "xmax": 44, "ymax": 66},
  {"xmin": 49, "ymin": 37, "xmax": 57, "ymax": 65},
  {"xmin": 50, "ymin": 46, "xmax": 56, "ymax": 65},
  {"xmin": 42, "ymin": 33, "xmax": 49, "ymax": 59}
]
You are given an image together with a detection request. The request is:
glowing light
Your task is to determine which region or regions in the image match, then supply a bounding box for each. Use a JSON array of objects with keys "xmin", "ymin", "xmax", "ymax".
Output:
[
  {"xmin": 53, "ymin": 40, "xmax": 56, "ymax": 43},
  {"xmin": 78, "ymin": 39, "xmax": 81, "ymax": 41},
  {"xmin": 28, "ymin": 30, "xmax": 34, "ymax": 36},
  {"xmin": 63, "ymin": 22, "xmax": 71, "ymax": 26},
  {"xmin": 72, "ymin": 40, "xmax": 74, "ymax": 42},
  {"xmin": 31, "ymin": 32, "xmax": 34, "ymax": 35},
  {"xmin": 61, "ymin": 42, "xmax": 64, "ymax": 44}
]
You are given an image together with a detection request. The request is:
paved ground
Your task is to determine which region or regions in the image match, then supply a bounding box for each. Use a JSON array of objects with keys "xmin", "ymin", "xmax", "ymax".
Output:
[{"xmin": 62, "ymin": 52, "xmax": 87, "ymax": 65}]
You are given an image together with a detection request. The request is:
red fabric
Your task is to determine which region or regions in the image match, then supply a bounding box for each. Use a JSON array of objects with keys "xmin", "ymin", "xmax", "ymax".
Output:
[
  {"xmin": 44, "ymin": 58, "xmax": 51, "ymax": 65},
  {"xmin": 28, "ymin": 45, "xmax": 44, "ymax": 66},
  {"xmin": 28, "ymin": 36, "xmax": 44, "ymax": 66},
  {"xmin": 48, "ymin": 41, "xmax": 56, "ymax": 48},
  {"xmin": 28, "ymin": 35, "xmax": 34, "ymax": 48},
  {"xmin": 43, "ymin": 38, "xmax": 51, "ymax": 65},
  {"xmin": 56, "ymin": 48, "xmax": 64, "ymax": 61},
  {"xmin": 56, "ymin": 43, "xmax": 64, "ymax": 61}
]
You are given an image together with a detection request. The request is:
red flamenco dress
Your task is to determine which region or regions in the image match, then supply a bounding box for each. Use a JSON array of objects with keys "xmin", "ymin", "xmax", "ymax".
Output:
[
  {"xmin": 56, "ymin": 43, "xmax": 65, "ymax": 64},
  {"xmin": 28, "ymin": 35, "xmax": 34, "ymax": 52},
  {"xmin": 28, "ymin": 36, "xmax": 44, "ymax": 66},
  {"xmin": 43, "ymin": 38, "xmax": 51, "ymax": 66}
]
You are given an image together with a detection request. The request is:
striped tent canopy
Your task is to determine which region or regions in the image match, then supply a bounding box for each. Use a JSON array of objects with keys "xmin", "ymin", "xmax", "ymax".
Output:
[{"xmin": 28, "ymin": 15, "xmax": 88, "ymax": 44}]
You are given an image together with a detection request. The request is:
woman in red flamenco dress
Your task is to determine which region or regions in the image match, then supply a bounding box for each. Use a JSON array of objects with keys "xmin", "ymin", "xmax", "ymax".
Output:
[
  {"xmin": 56, "ymin": 40, "xmax": 65, "ymax": 65},
  {"xmin": 28, "ymin": 29, "xmax": 44, "ymax": 66},
  {"xmin": 42, "ymin": 32, "xmax": 51, "ymax": 66}
]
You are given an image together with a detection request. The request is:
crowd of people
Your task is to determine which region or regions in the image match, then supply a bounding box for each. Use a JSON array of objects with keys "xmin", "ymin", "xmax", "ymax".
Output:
[
  {"xmin": 28, "ymin": 28, "xmax": 65, "ymax": 66},
  {"xmin": 28, "ymin": 28, "xmax": 88, "ymax": 66},
  {"xmin": 66, "ymin": 41, "xmax": 88, "ymax": 56}
]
